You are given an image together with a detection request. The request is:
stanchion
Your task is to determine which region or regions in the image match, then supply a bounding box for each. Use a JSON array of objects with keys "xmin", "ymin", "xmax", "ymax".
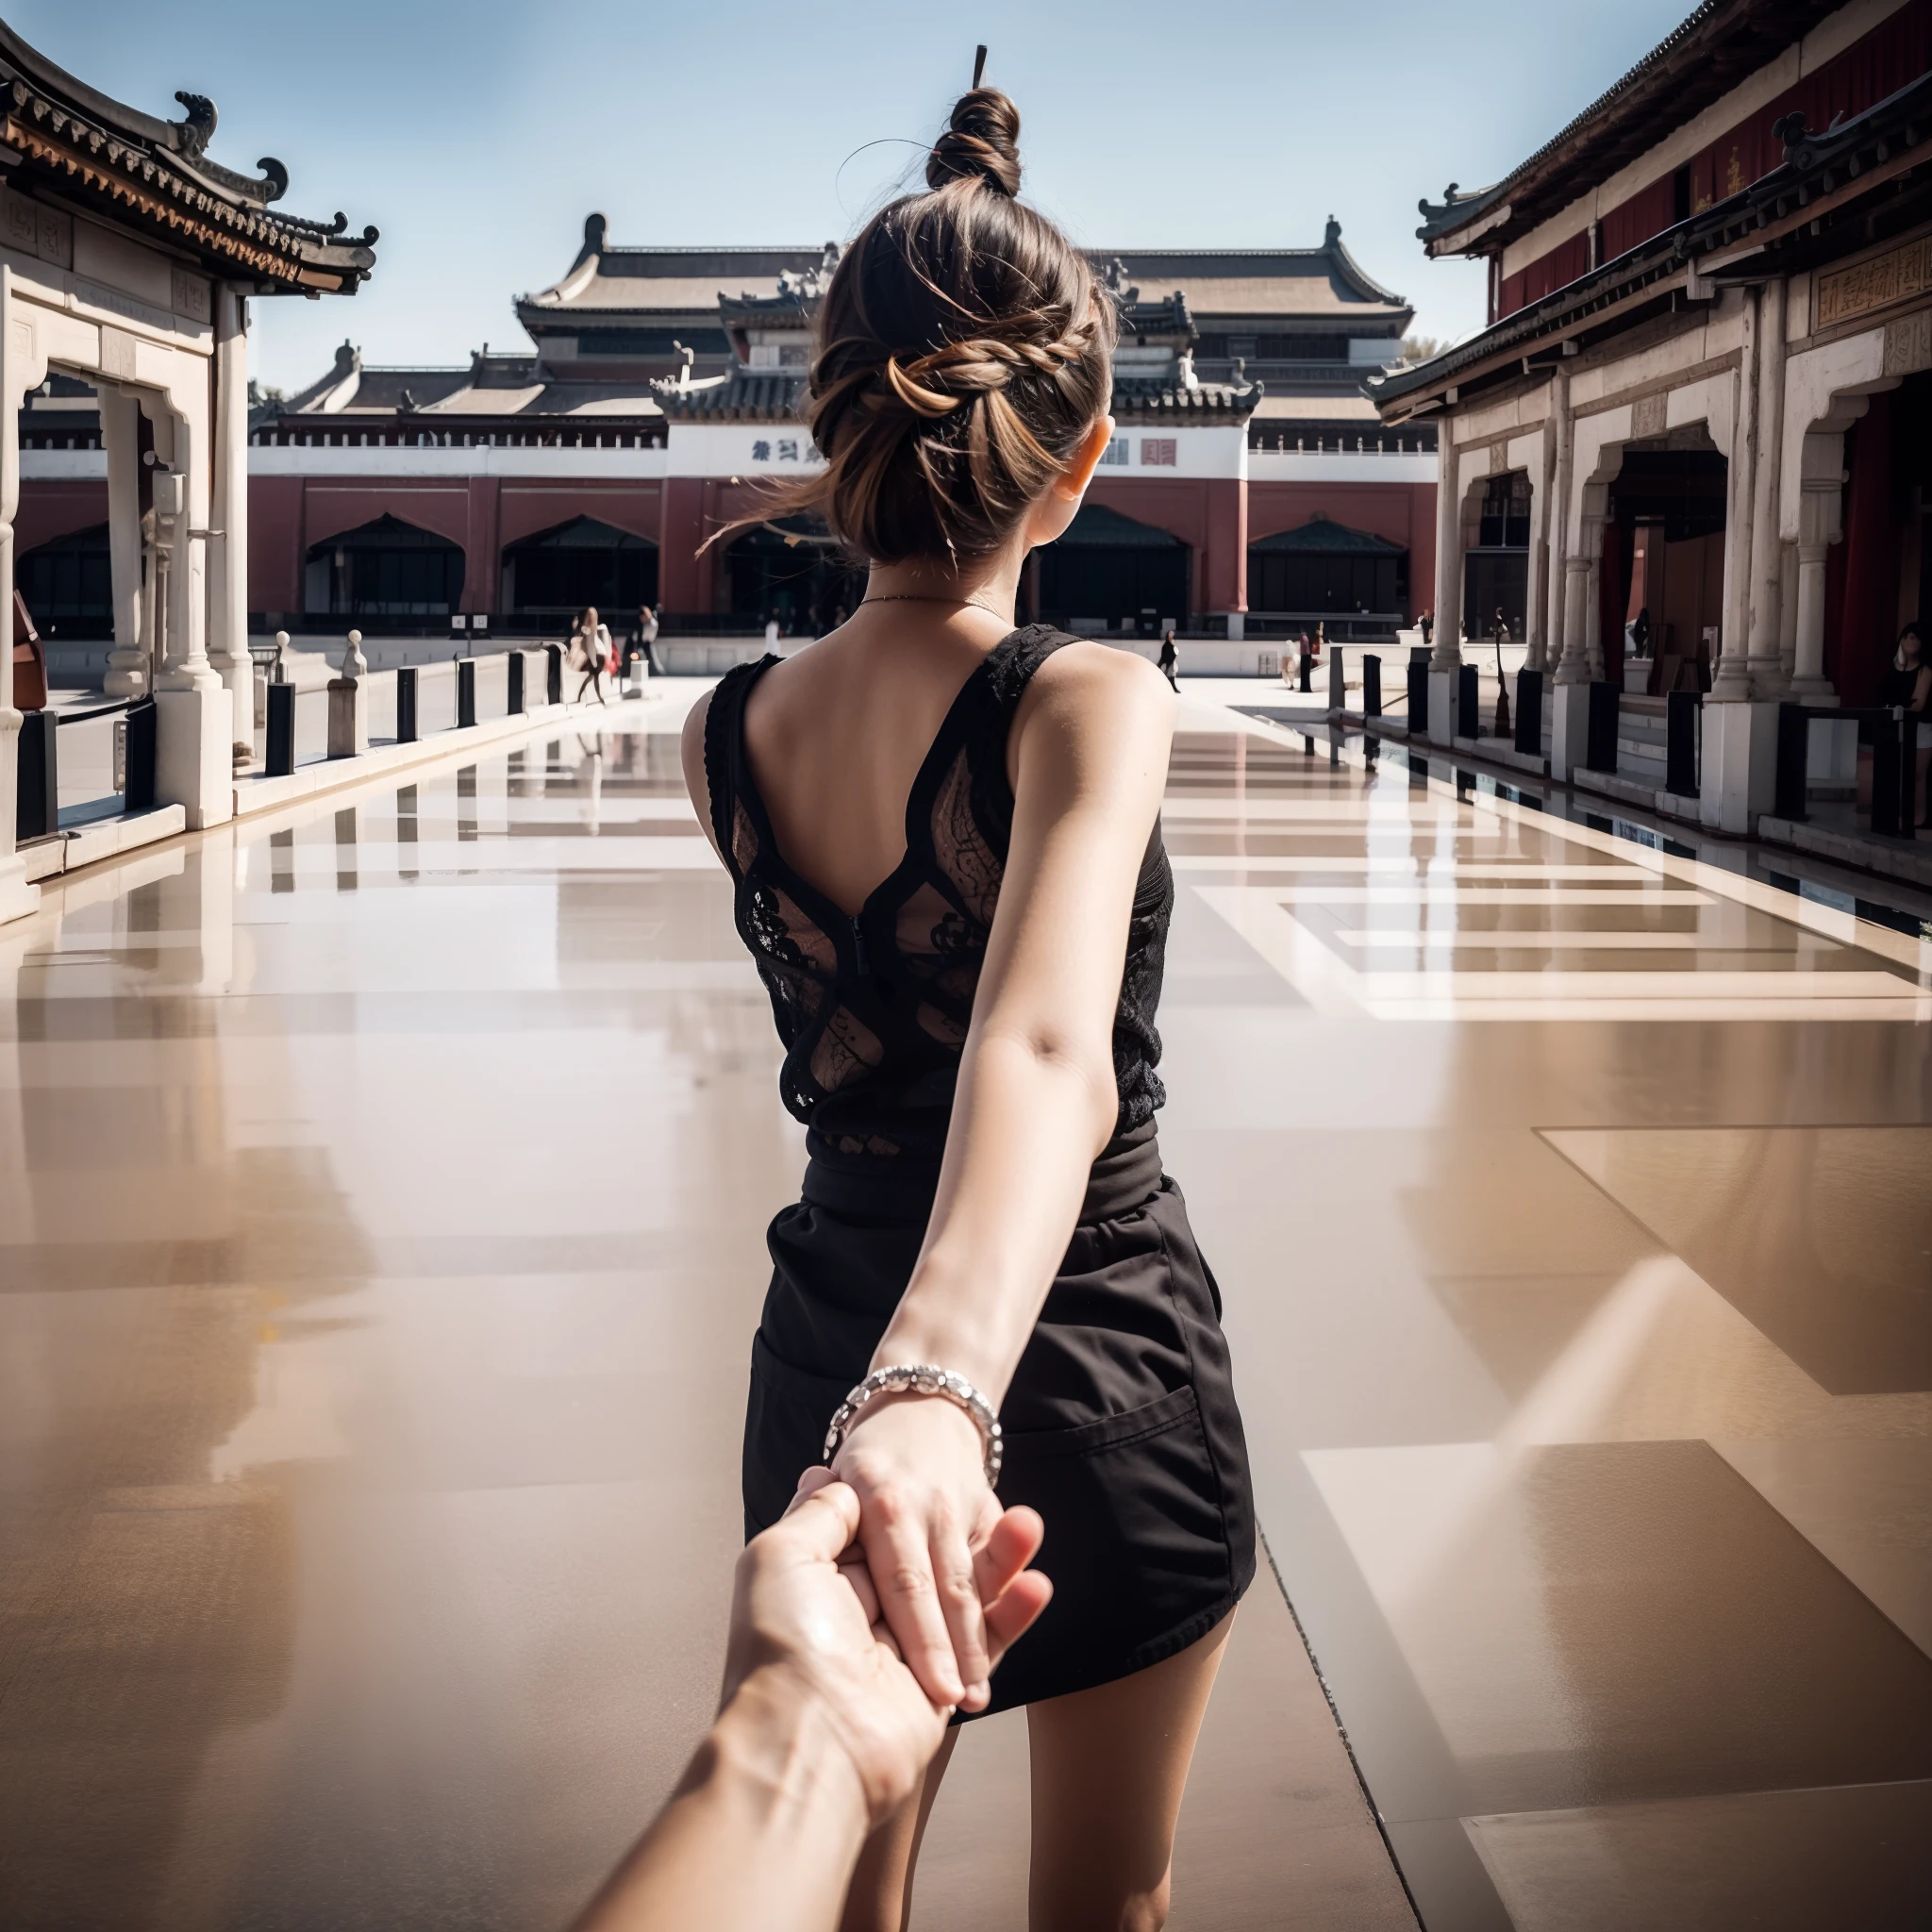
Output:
[
  {"xmin": 546, "ymin": 643, "xmax": 563, "ymax": 706},
  {"xmin": 457, "ymin": 658, "xmax": 476, "ymax": 729},
  {"xmin": 1666, "ymin": 690, "xmax": 1700, "ymax": 797},
  {"xmin": 1585, "ymin": 681, "xmax": 1619, "ymax": 773},
  {"xmin": 1405, "ymin": 658, "xmax": 1428, "ymax": 734},
  {"xmin": 1773, "ymin": 704, "xmax": 1809, "ymax": 821},
  {"xmin": 266, "ymin": 683, "xmax": 296, "ymax": 777},
  {"xmin": 15, "ymin": 710, "xmax": 56, "ymax": 841},
  {"xmin": 396, "ymin": 666, "xmax": 418, "ymax": 744},
  {"xmin": 1514, "ymin": 669, "xmax": 1543, "ymax": 758},
  {"xmin": 508, "ymin": 651, "xmax": 525, "ymax": 715},
  {"xmin": 124, "ymin": 698, "xmax": 157, "ymax": 808},
  {"xmin": 1361, "ymin": 654, "xmax": 1382, "ymax": 719},
  {"xmin": 1457, "ymin": 663, "xmax": 1478, "ymax": 741}
]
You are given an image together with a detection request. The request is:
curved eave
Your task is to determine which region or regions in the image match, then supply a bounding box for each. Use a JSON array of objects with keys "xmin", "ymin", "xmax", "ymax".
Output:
[
  {"xmin": 0, "ymin": 58, "xmax": 375, "ymax": 292},
  {"xmin": 1373, "ymin": 66, "xmax": 1932, "ymax": 422}
]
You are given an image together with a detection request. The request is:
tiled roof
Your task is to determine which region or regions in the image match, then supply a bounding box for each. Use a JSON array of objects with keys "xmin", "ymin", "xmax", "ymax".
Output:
[
  {"xmin": 1111, "ymin": 375, "xmax": 1264, "ymax": 425},
  {"xmin": 1416, "ymin": 0, "xmax": 1832, "ymax": 255},
  {"xmin": 0, "ymin": 21, "xmax": 375, "ymax": 294}
]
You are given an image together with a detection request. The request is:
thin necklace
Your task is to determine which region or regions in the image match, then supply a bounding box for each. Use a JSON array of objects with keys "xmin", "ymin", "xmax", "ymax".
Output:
[{"xmin": 859, "ymin": 591, "xmax": 1009, "ymax": 618}]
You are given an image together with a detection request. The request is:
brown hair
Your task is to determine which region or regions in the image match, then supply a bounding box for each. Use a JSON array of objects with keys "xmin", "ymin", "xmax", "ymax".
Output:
[{"xmin": 753, "ymin": 89, "xmax": 1114, "ymax": 565}]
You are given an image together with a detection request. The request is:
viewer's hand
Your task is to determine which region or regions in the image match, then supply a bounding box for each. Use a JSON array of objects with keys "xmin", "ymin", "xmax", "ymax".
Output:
[
  {"xmin": 828, "ymin": 1392, "xmax": 1006, "ymax": 1711},
  {"xmin": 724, "ymin": 1472, "xmax": 1048, "ymax": 1825}
]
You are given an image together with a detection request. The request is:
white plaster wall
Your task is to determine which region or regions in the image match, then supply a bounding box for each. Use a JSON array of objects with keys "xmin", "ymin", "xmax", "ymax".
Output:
[{"xmin": 1247, "ymin": 450, "xmax": 1436, "ymax": 483}]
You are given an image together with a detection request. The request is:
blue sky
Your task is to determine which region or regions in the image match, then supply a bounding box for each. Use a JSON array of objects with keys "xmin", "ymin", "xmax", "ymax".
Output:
[{"xmin": 14, "ymin": 0, "xmax": 1699, "ymax": 391}]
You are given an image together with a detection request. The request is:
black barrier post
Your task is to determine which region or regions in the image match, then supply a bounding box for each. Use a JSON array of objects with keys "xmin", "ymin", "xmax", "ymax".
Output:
[
  {"xmin": 266, "ymin": 682, "xmax": 296, "ymax": 777},
  {"xmin": 1406, "ymin": 658, "xmax": 1428, "ymax": 735},
  {"xmin": 1298, "ymin": 648, "xmax": 1312, "ymax": 693},
  {"xmin": 508, "ymin": 651, "xmax": 525, "ymax": 714},
  {"xmin": 124, "ymin": 697, "xmax": 157, "ymax": 808},
  {"xmin": 1871, "ymin": 710, "xmax": 1904, "ymax": 837},
  {"xmin": 395, "ymin": 666, "xmax": 418, "ymax": 743},
  {"xmin": 1666, "ymin": 690, "xmax": 1700, "ymax": 796},
  {"xmin": 456, "ymin": 658, "xmax": 476, "ymax": 729},
  {"xmin": 1911, "ymin": 709, "xmax": 1925, "ymax": 839},
  {"xmin": 1327, "ymin": 646, "xmax": 1344, "ymax": 715},
  {"xmin": 1361, "ymin": 654, "xmax": 1382, "ymax": 718},
  {"xmin": 1457, "ymin": 663, "xmax": 1478, "ymax": 741},
  {"xmin": 1514, "ymin": 669, "xmax": 1542, "ymax": 758},
  {"xmin": 1585, "ymin": 680, "xmax": 1620, "ymax": 773},
  {"xmin": 16, "ymin": 710, "xmax": 56, "ymax": 840},
  {"xmin": 546, "ymin": 643, "xmax": 563, "ymax": 706},
  {"xmin": 1773, "ymin": 704, "xmax": 1809, "ymax": 821}
]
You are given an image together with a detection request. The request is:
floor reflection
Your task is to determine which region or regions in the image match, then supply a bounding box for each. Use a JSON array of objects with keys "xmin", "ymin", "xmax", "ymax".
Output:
[{"xmin": 3, "ymin": 694, "xmax": 1928, "ymax": 1930}]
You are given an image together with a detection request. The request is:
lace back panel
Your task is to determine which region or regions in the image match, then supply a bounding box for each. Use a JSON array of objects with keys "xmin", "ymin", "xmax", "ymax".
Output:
[{"xmin": 705, "ymin": 625, "xmax": 1169, "ymax": 1164}]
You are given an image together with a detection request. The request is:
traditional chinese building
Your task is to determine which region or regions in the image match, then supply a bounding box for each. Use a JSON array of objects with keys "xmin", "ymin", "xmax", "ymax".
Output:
[
  {"xmin": 0, "ymin": 22, "xmax": 371, "ymax": 924},
  {"xmin": 1373, "ymin": 0, "xmax": 1932, "ymax": 834},
  {"xmin": 22, "ymin": 214, "xmax": 1436, "ymax": 650}
]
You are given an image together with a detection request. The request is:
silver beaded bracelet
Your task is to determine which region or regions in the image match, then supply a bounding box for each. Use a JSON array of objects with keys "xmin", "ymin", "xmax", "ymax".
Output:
[{"xmin": 823, "ymin": 1363, "xmax": 1005, "ymax": 1490}]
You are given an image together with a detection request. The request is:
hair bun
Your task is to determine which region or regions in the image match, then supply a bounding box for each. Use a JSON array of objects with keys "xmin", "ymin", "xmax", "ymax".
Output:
[{"xmin": 926, "ymin": 87, "xmax": 1021, "ymax": 196}]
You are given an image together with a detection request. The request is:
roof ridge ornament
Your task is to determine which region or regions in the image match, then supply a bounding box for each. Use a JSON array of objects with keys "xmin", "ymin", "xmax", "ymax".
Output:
[{"xmin": 171, "ymin": 90, "xmax": 215, "ymax": 158}]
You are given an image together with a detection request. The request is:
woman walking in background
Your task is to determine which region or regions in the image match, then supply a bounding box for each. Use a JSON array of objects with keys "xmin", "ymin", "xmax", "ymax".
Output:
[
  {"xmin": 572, "ymin": 605, "xmax": 612, "ymax": 705},
  {"xmin": 682, "ymin": 85, "xmax": 1252, "ymax": 1932}
]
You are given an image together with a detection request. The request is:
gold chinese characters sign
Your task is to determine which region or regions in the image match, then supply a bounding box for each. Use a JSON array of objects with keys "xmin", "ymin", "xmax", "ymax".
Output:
[{"xmin": 1816, "ymin": 236, "xmax": 1932, "ymax": 330}]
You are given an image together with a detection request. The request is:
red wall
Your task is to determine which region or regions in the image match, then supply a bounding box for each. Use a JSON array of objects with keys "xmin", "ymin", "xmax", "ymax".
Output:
[
  {"xmin": 18, "ymin": 482, "xmax": 108, "ymax": 555},
  {"xmin": 1497, "ymin": 0, "xmax": 1932, "ymax": 320}
]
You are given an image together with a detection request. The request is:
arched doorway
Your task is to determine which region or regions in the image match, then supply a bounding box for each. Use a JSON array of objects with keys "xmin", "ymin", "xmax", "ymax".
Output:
[
  {"xmin": 1607, "ymin": 439, "xmax": 1727, "ymax": 692},
  {"xmin": 1247, "ymin": 516, "xmax": 1406, "ymax": 619},
  {"xmin": 502, "ymin": 516, "xmax": 658, "ymax": 620},
  {"xmin": 722, "ymin": 515, "xmax": 866, "ymax": 637},
  {"xmin": 304, "ymin": 515, "xmax": 465, "ymax": 618},
  {"xmin": 1035, "ymin": 505, "xmax": 1189, "ymax": 633},
  {"xmin": 18, "ymin": 524, "xmax": 112, "ymax": 638},
  {"xmin": 1462, "ymin": 473, "xmax": 1531, "ymax": 642}
]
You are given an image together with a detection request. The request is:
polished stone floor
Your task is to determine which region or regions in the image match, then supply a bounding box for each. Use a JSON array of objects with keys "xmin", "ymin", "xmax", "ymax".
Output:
[{"xmin": 2, "ymin": 688, "xmax": 1928, "ymax": 1930}]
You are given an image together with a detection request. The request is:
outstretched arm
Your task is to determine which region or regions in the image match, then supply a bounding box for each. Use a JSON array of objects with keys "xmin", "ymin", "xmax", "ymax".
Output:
[
  {"xmin": 829, "ymin": 644, "xmax": 1175, "ymax": 1710},
  {"xmin": 572, "ymin": 1477, "xmax": 1049, "ymax": 1932}
]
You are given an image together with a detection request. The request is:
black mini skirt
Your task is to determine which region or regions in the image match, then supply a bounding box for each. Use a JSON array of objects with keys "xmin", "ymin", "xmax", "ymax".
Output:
[{"xmin": 741, "ymin": 1127, "xmax": 1257, "ymax": 1718}]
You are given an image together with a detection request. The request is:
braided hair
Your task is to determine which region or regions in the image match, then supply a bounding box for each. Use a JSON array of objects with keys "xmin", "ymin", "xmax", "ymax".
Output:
[{"xmin": 755, "ymin": 89, "xmax": 1114, "ymax": 565}]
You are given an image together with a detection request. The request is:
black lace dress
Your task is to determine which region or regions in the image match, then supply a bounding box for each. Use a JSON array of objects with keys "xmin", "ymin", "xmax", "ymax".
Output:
[{"xmin": 705, "ymin": 625, "xmax": 1254, "ymax": 1714}]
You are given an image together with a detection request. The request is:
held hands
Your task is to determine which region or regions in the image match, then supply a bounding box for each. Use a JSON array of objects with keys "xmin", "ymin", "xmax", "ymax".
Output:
[
  {"xmin": 828, "ymin": 1390, "xmax": 1008, "ymax": 1712},
  {"xmin": 728, "ymin": 1469, "xmax": 1049, "ymax": 1826}
]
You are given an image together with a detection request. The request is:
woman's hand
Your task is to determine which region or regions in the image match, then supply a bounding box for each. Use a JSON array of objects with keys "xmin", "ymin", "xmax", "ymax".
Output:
[
  {"xmin": 828, "ymin": 1391, "xmax": 1007, "ymax": 1712},
  {"xmin": 723, "ymin": 1472, "xmax": 1047, "ymax": 1823}
]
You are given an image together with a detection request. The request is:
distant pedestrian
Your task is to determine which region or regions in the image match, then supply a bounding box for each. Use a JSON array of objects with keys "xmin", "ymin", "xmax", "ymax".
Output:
[
  {"xmin": 629, "ymin": 603, "xmax": 661, "ymax": 677},
  {"xmin": 1882, "ymin": 621, "xmax": 1931, "ymax": 826},
  {"xmin": 765, "ymin": 613, "xmax": 781, "ymax": 653},
  {"xmin": 1158, "ymin": 627, "xmax": 1179, "ymax": 691},
  {"xmin": 571, "ymin": 605, "xmax": 612, "ymax": 705}
]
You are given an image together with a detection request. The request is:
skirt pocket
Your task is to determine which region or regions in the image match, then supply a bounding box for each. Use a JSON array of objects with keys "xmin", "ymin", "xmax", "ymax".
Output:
[{"xmin": 991, "ymin": 1384, "xmax": 1236, "ymax": 1704}]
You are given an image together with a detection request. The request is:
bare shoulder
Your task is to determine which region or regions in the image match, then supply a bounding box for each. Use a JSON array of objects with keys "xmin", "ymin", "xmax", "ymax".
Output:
[{"xmin": 1015, "ymin": 640, "xmax": 1174, "ymax": 752}]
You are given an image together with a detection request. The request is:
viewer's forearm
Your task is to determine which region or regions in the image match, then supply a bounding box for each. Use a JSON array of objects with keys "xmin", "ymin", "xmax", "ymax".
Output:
[
  {"xmin": 573, "ymin": 1672, "xmax": 868, "ymax": 1932},
  {"xmin": 875, "ymin": 1026, "xmax": 1116, "ymax": 1404}
]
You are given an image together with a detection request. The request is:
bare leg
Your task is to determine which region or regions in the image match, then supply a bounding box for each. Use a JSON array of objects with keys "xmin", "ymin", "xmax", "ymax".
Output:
[
  {"xmin": 839, "ymin": 1727, "xmax": 959, "ymax": 1932},
  {"xmin": 1026, "ymin": 1614, "xmax": 1234, "ymax": 1932}
]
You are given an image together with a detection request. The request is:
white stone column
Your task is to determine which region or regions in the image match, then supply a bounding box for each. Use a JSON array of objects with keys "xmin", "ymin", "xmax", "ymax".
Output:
[
  {"xmin": 1580, "ymin": 511, "xmax": 1606, "ymax": 683},
  {"xmin": 1427, "ymin": 424, "xmax": 1464, "ymax": 746},
  {"xmin": 100, "ymin": 387, "xmax": 147, "ymax": 698},
  {"xmin": 1711, "ymin": 289, "xmax": 1758, "ymax": 703},
  {"xmin": 1525, "ymin": 424, "xmax": 1556, "ymax": 673},
  {"xmin": 208, "ymin": 287, "xmax": 252, "ymax": 767},
  {"xmin": 0, "ymin": 267, "xmax": 42, "ymax": 923},
  {"xmin": 152, "ymin": 401, "xmax": 233, "ymax": 832},
  {"xmin": 1746, "ymin": 277, "xmax": 1787, "ymax": 698}
]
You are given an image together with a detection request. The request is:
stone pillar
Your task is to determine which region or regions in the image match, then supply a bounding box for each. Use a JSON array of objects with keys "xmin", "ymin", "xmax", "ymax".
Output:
[
  {"xmin": 153, "ymin": 408, "xmax": 234, "ymax": 832},
  {"xmin": 1790, "ymin": 476, "xmax": 1839, "ymax": 699},
  {"xmin": 0, "ymin": 267, "xmax": 42, "ymax": 923},
  {"xmin": 1427, "ymin": 429, "xmax": 1463, "ymax": 744},
  {"xmin": 1711, "ymin": 289, "xmax": 1758, "ymax": 704},
  {"xmin": 1746, "ymin": 278, "xmax": 1787, "ymax": 699},
  {"xmin": 100, "ymin": 387, "xmax": 147, "ymax": 698},
  {"xmin": 208, "ymin": 286, "xmax": 253, "ymax": 768},
  {"xmin": 1525, "ymin": 425, "xmax": 1556, "ymax": 673},
  {"xmin": 1579, "ymin": 511, "xmax": 1605, "ymax": 683}
]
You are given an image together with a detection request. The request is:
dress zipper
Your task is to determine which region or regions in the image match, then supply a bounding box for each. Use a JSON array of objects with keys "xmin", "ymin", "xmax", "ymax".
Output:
[{"xmin": 851, "ymin": 913, "xmax": 871, "ymax": 976}]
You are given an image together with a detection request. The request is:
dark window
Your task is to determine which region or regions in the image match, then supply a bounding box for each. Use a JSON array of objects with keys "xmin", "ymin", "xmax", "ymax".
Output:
[
  {"xmin": 19, "ymin": 523, "xmax": 113, "ymax": 637},
  {"xmin": 1036, "ymin": 505, "xmax": 1189, "ymax": 628},
  {"xmin": 573, "ymin": 328, "xmax": 730, "ymax": 357},
  {"xmin": 1477, "ymin": 472, "xmax": 1533, "ymax": 549},
  {"xmin": 1673, "ymin": 164, "xmax": 1692, "ymax": 225},
  {"xmin": 721, "ymin": 516, "xmax": 865, "ymax": 634},
  {"xmin": 503, "ymin": 516, "xmax": 659, "ymax": 614},
  {"xmin": 305, "ymin": 515, "xmax": 465, "ymax": 616},
  {"xmin": 1246, "ymin": 518, "xmax": 1404, "ymax": 614}
]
